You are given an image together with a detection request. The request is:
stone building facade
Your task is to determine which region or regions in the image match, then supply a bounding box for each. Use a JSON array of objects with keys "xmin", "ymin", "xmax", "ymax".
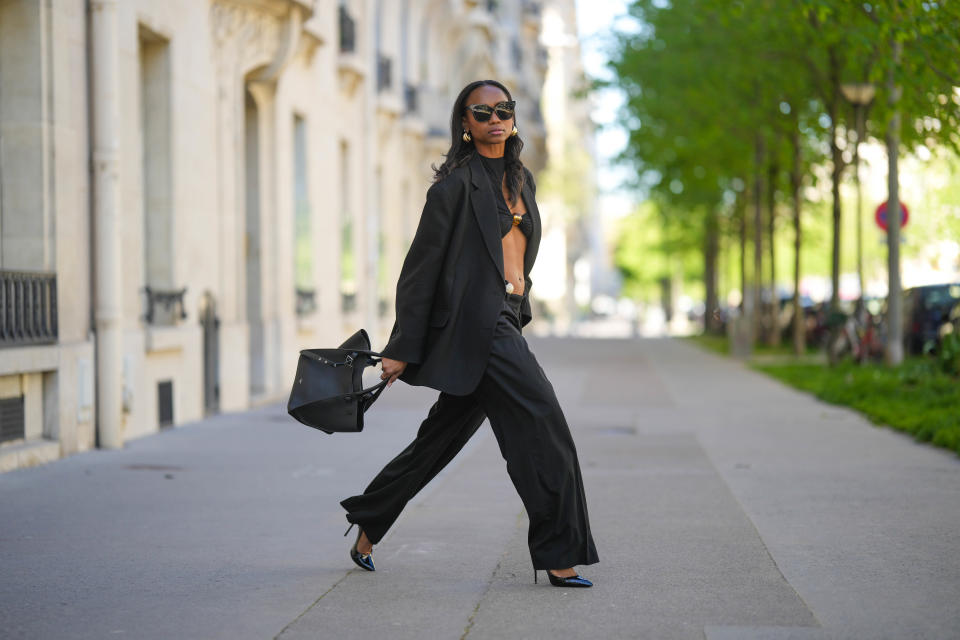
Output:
[
  {"xmin": 0, "ymin": 0, "xmax": 596, "ymax": 472},
  {"xmin": 534, "ymin": 0, "xmax": 605, "ymax": 328}
]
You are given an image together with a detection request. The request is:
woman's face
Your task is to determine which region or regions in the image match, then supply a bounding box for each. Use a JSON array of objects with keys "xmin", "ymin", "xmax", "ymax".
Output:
[{"xmin": 461, "ymin": 85, "xmax": 514, "ymax": 146}]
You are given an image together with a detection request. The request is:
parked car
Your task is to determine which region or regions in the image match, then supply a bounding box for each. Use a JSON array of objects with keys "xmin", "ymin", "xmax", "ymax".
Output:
[
  {"xmin": 902, "ymin": 283, "xmax": 960, "ymax": 355},
  {"xmin": 937, "ymin": 298, "xmax": 960, "ymax": 341}
]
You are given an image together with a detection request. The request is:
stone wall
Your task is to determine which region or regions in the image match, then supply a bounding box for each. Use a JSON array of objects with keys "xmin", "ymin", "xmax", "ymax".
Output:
[{"xmin": 0, "ymin": 0, "xmax": 556, "ymax": 471}]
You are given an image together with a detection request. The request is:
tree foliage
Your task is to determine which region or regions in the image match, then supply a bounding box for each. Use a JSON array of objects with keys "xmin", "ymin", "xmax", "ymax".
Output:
[{"xmin": 603, "ymin": 0, "xmax": 960, "ymax": 352}]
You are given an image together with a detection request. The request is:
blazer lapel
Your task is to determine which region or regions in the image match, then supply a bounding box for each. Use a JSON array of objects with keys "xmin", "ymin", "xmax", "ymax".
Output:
[
  {"xmin": 520, "ymin": 176, "xmax": 541, "ymax": 277},
  {"xmin": 468, "ymin": 155, "xmax": 506, "ymax": 281}
]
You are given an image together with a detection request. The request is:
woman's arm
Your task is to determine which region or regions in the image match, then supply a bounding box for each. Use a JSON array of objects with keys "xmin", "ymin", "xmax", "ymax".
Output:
[
  {"xmin": 380, "ymin": 356, "xmax": 406, "ymax": 387},
  {"xmin": 380, "ymin": 180, "xmax": 455, "ymax": 365}
]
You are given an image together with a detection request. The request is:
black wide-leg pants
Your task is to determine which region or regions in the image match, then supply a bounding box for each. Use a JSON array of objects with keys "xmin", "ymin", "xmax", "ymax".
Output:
[{"xmin": 340, "ymin": 293, "xmax": 600, "ymax": 570}]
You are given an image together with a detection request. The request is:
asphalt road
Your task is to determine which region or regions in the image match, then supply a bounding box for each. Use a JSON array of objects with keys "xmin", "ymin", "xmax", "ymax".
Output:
[{"xmin": 2, "ymin": 337, "xmax": 958, "ymax": 640}]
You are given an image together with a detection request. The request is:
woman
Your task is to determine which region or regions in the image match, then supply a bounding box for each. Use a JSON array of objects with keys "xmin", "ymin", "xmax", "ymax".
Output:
[{"xmin": 340, "ymin": 80, "xmax": 599, "ymax": 587}]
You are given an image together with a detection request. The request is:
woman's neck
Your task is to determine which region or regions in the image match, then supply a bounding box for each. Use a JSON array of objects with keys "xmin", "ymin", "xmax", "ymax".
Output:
[{"xmin": 475, "ymin": 141, "xmax": 506, "ymax": 158}]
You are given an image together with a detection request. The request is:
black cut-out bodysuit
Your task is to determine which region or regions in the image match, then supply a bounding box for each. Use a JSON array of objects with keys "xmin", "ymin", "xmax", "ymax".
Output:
[{"xmin": 478, "ymin": 154, "xmax": 533, "ymax": 238}]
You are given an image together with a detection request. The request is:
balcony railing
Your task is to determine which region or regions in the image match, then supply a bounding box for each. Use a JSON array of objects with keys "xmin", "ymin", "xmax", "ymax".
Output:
[
  {"xmin": 339, "ymin": 5, "xmax": 356, "ymax": 53},
  {"xmin": 377, "ymin": 54, "xmax": 392, "ymax": 92},
  {"xmin": 341, "ymin": 292, "xmax": 357, "ymax": 313},
  {"xmin": 295, "ymin": 288, "xmax": 317, "ymax": 316},
  {"xmin": 0, "ymin": 270, "xmax": 58, "ymax": 348},
  {"xmin": 143, "ymin": 286, "xmax": 187, "ymax": 325}
]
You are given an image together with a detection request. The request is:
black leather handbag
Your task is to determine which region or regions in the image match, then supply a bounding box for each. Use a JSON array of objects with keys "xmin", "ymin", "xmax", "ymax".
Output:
[{"xmin": 287, "ymin": 329, "xmax": 388, "ymax": 434}]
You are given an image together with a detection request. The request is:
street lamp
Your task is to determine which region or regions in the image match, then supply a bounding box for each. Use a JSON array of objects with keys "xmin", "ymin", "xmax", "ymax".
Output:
[{"xmin": 840, "ymin": 82, "xmax": 876, "ymax": 321}]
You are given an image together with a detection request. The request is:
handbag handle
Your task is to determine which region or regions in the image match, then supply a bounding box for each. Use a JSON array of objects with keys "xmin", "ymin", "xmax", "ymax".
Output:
[
  {"xmin": 356, "ymin": 378, "xmax": 389, "ymax": 412},
  {"xmin": 300, "ymin": 348, "xmax": 384, "ymax": 368},
  {"xmin": 301, "ymin": 347, "xmax": 391, "ymax": 412},
  {"xmin": 347, "ymin": 349, "xmax": 393, "ymax": 412}
]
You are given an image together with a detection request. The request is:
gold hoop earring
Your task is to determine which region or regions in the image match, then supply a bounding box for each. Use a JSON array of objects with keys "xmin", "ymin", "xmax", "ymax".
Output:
[
  {"xmin": 510, "ymin": 125, "xmax": 519, "ymax": 137},
  {"xmin": 462, "ymin": 130, "xmax": 472, "ymax": 143}
]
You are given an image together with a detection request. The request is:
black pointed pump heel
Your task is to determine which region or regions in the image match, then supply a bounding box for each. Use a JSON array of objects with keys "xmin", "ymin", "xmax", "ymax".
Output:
[
  {"xmin": 534, "ymin": 568, "xmax": 593, "ymax": 587},
  {"xmin": 345, "ymin": 522, "xmax": 375, "ymax": 571}
]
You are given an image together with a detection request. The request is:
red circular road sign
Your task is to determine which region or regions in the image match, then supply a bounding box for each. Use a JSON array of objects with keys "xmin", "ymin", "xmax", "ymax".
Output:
[{"xmin": 875, "ymin": 201, "xmax": 909, "ymax": 231}]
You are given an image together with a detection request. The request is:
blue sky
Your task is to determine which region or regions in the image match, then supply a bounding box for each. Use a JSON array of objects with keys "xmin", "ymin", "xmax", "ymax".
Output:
[{"xmin": 574, "ymin": 0, "xmax": 634, "ymax": 217}]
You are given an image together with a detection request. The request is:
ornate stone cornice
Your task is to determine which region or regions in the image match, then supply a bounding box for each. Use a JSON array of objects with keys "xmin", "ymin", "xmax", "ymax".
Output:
[
  {"xmin": 338, "ymin": 54, "xmax": 366, "ymax": 97},
  {"xmin": 465, "ymin": 5, "xmax": 495, "ymax": 39},
  {"xmin": 211, "ymin": 0, "xmax": 311, "ymax": 79}
]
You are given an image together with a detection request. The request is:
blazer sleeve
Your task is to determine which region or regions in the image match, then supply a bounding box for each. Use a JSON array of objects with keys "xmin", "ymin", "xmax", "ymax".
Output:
[
  {"xmin": 520, "ymin": 166, "xmax": 536, "ymax": 327},
  {"xmin": 380, "ymin": 180, "xmax": 454, "ymax": 364}
]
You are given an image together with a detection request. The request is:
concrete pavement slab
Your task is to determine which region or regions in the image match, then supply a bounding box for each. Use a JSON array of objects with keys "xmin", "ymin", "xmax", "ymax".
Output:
[
  {"xmin": 567, "ymin": 337, "xmax": 960, "ymax": 640},
  {"xmin": 2, "ymin": 336, "xmax": 958, "ymax": 639},
  {"xmin": 703, "ymin": 627, "xmax": 832, "ymax": 640},
  {"xmin": 276, "ymin": 420, "xmax": 518, "ymax": 640},
  {"xmin": 0, "ymin": 382, "xmax": 475, "ymax": 640},
  {"xmin": 464, "ymin": 429, "xmax": 817, "ymax": 640}
]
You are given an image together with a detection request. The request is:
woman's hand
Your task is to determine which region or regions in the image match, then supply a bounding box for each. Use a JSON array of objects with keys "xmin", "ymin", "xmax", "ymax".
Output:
[{"xmin": 380, "ymin": 357, "xmax": 407, "ymax": 388}]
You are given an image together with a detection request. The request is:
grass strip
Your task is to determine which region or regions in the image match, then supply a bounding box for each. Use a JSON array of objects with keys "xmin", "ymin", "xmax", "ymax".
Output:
[
  {"xmin": 685, "ymin": 333, "xmax": 820, "ymax": 357},
  {"xmin": 753, "ymin": 359, "xmax": 960, "ymax": 456},
  {"xmin": 687, "ymin": 334, "xmax": 729, "ymax": 355}
]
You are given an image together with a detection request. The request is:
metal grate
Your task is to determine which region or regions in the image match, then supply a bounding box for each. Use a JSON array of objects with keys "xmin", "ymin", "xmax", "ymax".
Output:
[
  {"xmin": 0, "ymin": 271, "xmax": 58, "ymax": 348},
  {"xmin": 142, "ymin": 286, "xmax": 187, "ymax": 325},
  {"xmin": 157, "ymin": 380, "xmax": 173, "ymax": 429},
  {"xmin": 0, "ymin": 395, "xmax": 25, "ymax": 443}
]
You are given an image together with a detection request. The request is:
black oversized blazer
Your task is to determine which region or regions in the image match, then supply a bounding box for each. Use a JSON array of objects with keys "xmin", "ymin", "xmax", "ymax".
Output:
[{"xmin": 379, "ymin": 153, "xmax": 541, "ymax": 396}]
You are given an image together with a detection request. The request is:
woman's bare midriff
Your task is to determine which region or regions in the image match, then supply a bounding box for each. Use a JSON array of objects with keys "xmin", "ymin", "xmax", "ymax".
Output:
[{"xmin": 501, "ymin": 180, "xmax": 528, "ymax": 296}]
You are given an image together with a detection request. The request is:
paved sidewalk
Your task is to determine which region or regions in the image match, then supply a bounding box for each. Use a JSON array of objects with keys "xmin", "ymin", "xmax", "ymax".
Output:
[{"xmin": 1, "ymin": 337, "xmax": 959, "ymax": 640}]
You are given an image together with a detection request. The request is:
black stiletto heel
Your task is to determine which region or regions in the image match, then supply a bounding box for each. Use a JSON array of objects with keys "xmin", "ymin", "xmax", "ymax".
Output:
[
  {"xmin": 546, "ymin": 569, "xmax": 592, "ymax": 588},
  {"xmin": 534, "ymin": 569, "xmax": 538, "ymax": 584},
  {"xmin": 345, "ymin": 522, "xmax": 375, "ymax": 571}
]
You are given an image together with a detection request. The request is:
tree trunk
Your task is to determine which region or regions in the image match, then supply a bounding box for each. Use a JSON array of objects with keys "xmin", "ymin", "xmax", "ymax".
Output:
[
  {"xmin": 828, "ymin": 48, "xmax": 843, "ymax": 313},
  {"xmin": 732, "ymin": 192, "xmax": 752, "ymax": 358},
  {"xmin": 739, "ymin": 194, "xmax": 747, "ymax": 316},
  {"xmin": 753, "ymin": 134, "xmax": 764, "ymax": 347},
  {"xmin": 885, "ymin": 38, "xmax": 904, "ymax": 366},
  {"xmin": 854, "ymin": 102, "xmax": 867, "ymax": 322},
  {"xmin": 704, "ymin": 209, "xmax": 720, "ymax": 334},
  {"xmin": 766, "ymin": 156, "xmax": 780, "ymax": 346},
  {"xmin": 790, "ymin": 127, "xmax": 805, "ymax": 356}
]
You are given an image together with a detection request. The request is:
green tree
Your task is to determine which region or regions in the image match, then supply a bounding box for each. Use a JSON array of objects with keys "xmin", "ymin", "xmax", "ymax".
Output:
[{"xmin": 602, "ymin": 0, "xmax": 960, "ymax": 365}]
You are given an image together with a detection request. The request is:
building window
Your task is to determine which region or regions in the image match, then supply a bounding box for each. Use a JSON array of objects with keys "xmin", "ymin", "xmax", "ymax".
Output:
[
  {"xmin": 157, "ymin": 380, "xmax": 173, "ymax": 429},
  {"xmin": 340, "ymin": 141, "xmax": 356, "ymax": 313},
  {"xmin": 375, "ymin": 168, "xmax": 389, "ymax": 317},
  {"xmin": 339, "ymin": 3, "xmax": 356, "ymax": 53},
  {"xmin": 292, "ymin": 115, "xmax": 314, "ymax": 315},
  {"xmin": 0, "ymin": 395, "xmax": 25, "ymax": 444},
  {"xmin": 139, "ymin": 25, "xmax": 176, "ymax": 324},
  {"xmin": 377, "ymin": 54, "xmax": 393, "ymax": 92}
]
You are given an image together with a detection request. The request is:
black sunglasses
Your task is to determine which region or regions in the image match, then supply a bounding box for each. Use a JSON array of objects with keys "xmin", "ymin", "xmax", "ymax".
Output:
[{"xmin": 465, "ymin": 100, "xmax": 516, "ymax": 122}]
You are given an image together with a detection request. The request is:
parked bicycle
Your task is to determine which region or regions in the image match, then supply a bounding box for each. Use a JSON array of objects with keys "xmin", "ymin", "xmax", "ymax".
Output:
[{"xmin": 827, "ymin": 307, "xmax": 884, "ymax": 365}]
